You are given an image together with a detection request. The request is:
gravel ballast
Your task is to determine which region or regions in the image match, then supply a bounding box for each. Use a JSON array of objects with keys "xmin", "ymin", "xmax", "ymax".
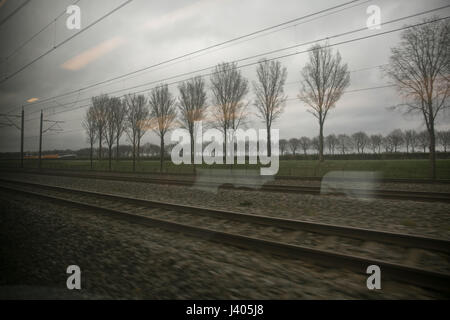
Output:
[
  {"xmin": 2, "ymin": 172, "xmax": 449, "ymax": 240},
  {"xmin": 0, "ymin": 192, "xmax": 446, "ymax": 299}
]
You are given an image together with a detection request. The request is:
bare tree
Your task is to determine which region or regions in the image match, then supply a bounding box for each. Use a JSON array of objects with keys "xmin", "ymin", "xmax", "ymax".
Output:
[
  {"xmin": 137, "ymin": 108, "xmax": 150, "ymax": 163},
  {"xmin": 287, "ymin": 138, "xmax": 299, "ymax": 156},
  {"xmin": 369, "ymin": 134, "xmax": 383, "ymax": 154},
  {"xmin": 177, "ymin": 76, "xmax": 207, "ymax": 164},
  {"xmin": 437, "ymin": 130, "xmax": 450, "ymax": 152},
  {"xmin": 417, "ymin": 130, "xmax": 429, "ymax": 153},
  {"xmin": 92, "ymin": 94, "xmax": 109, "ymax": 160},
  {"xmin": 149, "ymin": 84, "xmax": 177, "ymax": 172},
  {"xmin": 104, "ymin": 97, "xmax": 121, "ymax": 171},
  {"xmin": 124, "ymin": 94, "xmax": 148, "ymax": 172},
  {"xmin": 387, "ymin": 129, "xmax": 405, "ymax": 152},
  {"xmin": 112, "ymin": 97, "xmax": 126, "ymax": 161},
  {"xmin": 142, "ymin": 143, "xmax": 160, "ymax": 157},
  {"xmin": 164, "ymin": 143, "xmax": 177, "ymax": 158},
  {"xmin": 299, "ymin": 136, "xmax": 311, "ymax": 156},
  {"xmin": 352, "ymin": 131, "xmax": 369, "ymax": 154},
  {"xmin": 311, "ymin": 136, "xmax": 320, "ymax": 155},
  {"xmin": 337, "ymin": 134, "xmax": 352, "ymax": 155},
  {"xmin": 253, "ymin": 59, "xmax": 287, "ymax": 156},
  {"xmin": 385, "ymin": 17, "xmax": 449, "ymax": 179},
  {"xmin": 325, "ymin": 134, "xmax": 338, "ymax": 155},
  {"xmin": 210, "ymin": 62, "xmax": 249, "ymax": 157},
  {"xmin": 299, "ymin": 44, "xmax": 350, "ymax": 161},
  {"xmin": 82, "ymin": 106, "xmax": 98, "ymax": 169},
  {"xmin": 404, "ymin": 129, "xmax": 418, "ymax": 153},
  {"xmin": 382, "ymin": 136, "xmax": 393, "ymax": 153},
  {"xmin": 279, "ymin": 139, "xmax": 288, "ymax": 156},
  {"xmin": 117, "ymin": 144, "xmax": 132, "ymax": 158}
]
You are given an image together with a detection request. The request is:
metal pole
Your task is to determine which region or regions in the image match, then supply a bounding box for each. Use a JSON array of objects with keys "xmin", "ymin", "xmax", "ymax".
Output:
[
  {"xmin": 20, "ymin": 107, "xmax": 24, "ymax": 169},
  {"xmin": 39, "ymin": 110, "xmax": 43, "ymax": 170}
]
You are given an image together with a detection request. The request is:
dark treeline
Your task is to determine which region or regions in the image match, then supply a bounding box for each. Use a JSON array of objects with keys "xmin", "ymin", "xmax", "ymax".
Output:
[
  {"xmin": 76, "ymin": 143, "xmax": 176, "ymax": 160},
  {"xmin": 0, "ymin": 143, "xmax": 176, "ymax": 160},
  {"xmin": 2, "ymin": 127, "xmax": 449, "ymax": 160},
  {"xmin": 280, "ymin": 129, "xmax": 450, "ymax": 157}
]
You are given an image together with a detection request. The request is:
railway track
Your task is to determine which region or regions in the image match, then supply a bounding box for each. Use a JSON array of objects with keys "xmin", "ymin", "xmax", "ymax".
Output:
[
  {"xmin": 4, "ymin": 167, "xmax": 450, "ymax": 184},
  {"xmin": 5, "ymin": 169, "xmax": 450, "ymax": 203},
  {"xmin": 0, "ymin": 178, "xmax": 449, "ymax": 293}
]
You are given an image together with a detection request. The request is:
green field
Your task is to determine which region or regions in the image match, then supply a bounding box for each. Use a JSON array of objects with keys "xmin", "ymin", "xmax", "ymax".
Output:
[{"xmin": 1, "ymin": 159, "xmax": 449, "ymax": 179}]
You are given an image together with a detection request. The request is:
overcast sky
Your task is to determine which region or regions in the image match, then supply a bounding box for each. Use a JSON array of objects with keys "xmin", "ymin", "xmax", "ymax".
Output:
[{"xmin": 0, "ymin": 0, "xmax": 449, "ymax": 152}]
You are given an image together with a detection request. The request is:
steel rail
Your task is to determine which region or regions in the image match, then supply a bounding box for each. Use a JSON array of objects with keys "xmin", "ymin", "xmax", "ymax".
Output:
[
  {"xmin": 0, "ymin": 181, "xmax": 448, "ymax": 293},
  {"xmin": 0, "ymin": 178, "xmax": 448, "ymax": 254},
  {"xmin": 4, "ymin": 169, "xmax": 449, "ymax": 203}
]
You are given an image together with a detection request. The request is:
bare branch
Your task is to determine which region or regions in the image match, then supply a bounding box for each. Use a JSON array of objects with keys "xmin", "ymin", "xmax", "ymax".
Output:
[
  {"xmin": 298, "ymin": 43, "xmax": 350, "ymax": 161},
  {"xmin": 384, "ymin": 17, "xmax": 449, "ymax": 179}
]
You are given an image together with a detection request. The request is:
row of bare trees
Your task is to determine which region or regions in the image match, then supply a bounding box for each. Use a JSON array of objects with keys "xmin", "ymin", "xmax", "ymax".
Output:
[
  {"xmin": 82, "ymin": 86, "xmax": 176, "ymax": 171},
  {"xmin": 279, "ymin": 129, "xmax": 450, "ymax": 156},
  {"xmin": 83, "ymin": 60, "xmax": 286, "ymax": 172},
  {"xmin": 281, "ymin": 17, "xmax": 449, "ymax": 179},
  {"xmin": 293, "ymin": 17, "xmax": 448, "ymax": 178},
  {"xmin": 82, "ymin": 17, "xmax": 448, "ymax": 178}
]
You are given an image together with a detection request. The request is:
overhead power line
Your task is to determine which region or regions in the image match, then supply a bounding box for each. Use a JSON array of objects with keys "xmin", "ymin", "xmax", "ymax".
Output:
[
  {"xmin": 23, "ymin": 82, "xmax": 397, "ymax": 124},
  {"xmin": 284, "ymin": 64, "xmax": 387, "ymax": 86},
  {"xmin": 14, "ymin": 0, "xmax": 367, "ymax": 109},
  {"xmin": 31, "ymin": 63, "xmax": 387, "ymax": 120},
  {"xmin": 106, "ymin": 0, "xmax": 373, "ymax": 86},
  {"xmin": 0, "ymin": 0, "xmax": 31, "ymax": 27},
  {"xmin": 24, "ymin": 128, "xmax": 83, "ymax": 140},
  {"xmin": 24, "ymin": 12, "xmax": 450, "ymax": 118},
  {"xmin": 287, "ymin": 84, "xmax": 396, "ymax": 102},
  {"xmin": 5, "ymin": 0, "xmax": 82, "ymax": 60},
  {"xmin": 0, "ymin": 0, "xmax": 133, "ymax": 84},
  {"xmin": 19, "ymin": 4, "xmax": 449, "ymax": 117}
]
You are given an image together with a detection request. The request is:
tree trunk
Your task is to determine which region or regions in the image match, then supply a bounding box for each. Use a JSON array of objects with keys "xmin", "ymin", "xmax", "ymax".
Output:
[
  {"xmin": 190, "ymin": 131, "xmax": 196, "ymax": 174},
  {"xmin": 223, "ymin": 126, "xmax": 227, "ymax": 164},
  {"xmin": 319, "ymin": 123, "xmax": 324, "ymax": 162},
  {"xmin": 90, "ymin": 143, "xmax": 93, "ymax": 170},
  {"xmin": 116, "ymin": 135, "xmax": 120, "ymax": 161},
  {"xmin": 108, "ymin": 146, "xmax": 112, "ymax": 171},
  {"xmin": 267, "ymin": 126, "xmax": 271, "ymax": 157},
  {"xmin": 132, "ymin": 135, "xmax": 136, "ymax": 172},
  {"xmin": 98, "ymin": 132, "xmax": 102, "ymax": 160},
  {"xmin": 190, "ymin": 132, "xmax": 195, "ymax": 165},
  {"xmin": 429, "ymin": 126, "xmax": 436, "ymax": 180},
  {"xmin": 137, "ymin": 138, "xmax": 141, "ymax": 163},
  {"xmin": 160, "ymin": 135, "xmax": 164, "ymax": 173}
]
